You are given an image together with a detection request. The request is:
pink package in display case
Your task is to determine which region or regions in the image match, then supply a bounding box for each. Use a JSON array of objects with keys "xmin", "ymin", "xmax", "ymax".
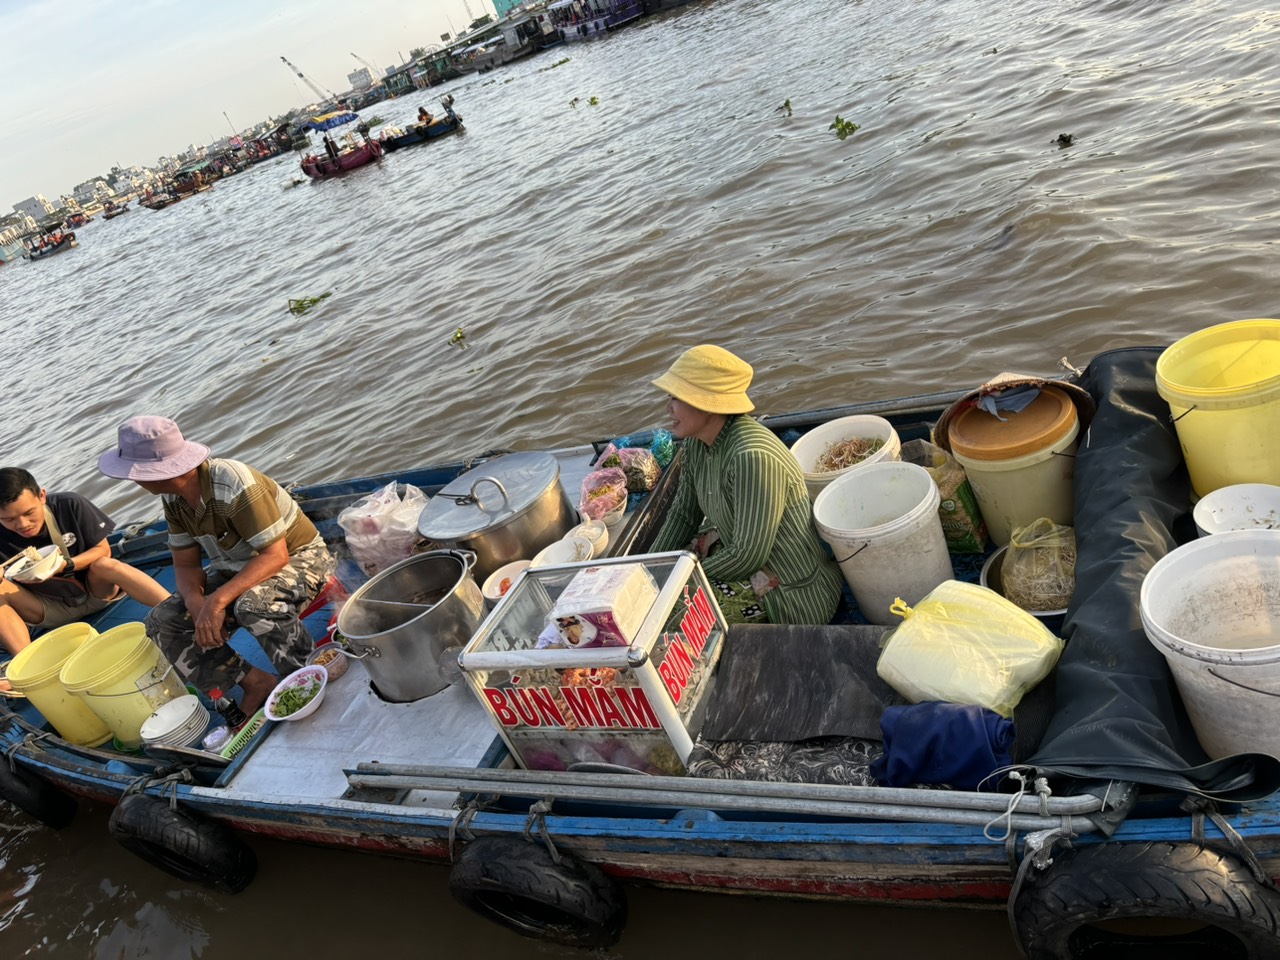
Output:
[{"xmin": 549, "ymin": 563, "xmax": 660, "ymax": 648}]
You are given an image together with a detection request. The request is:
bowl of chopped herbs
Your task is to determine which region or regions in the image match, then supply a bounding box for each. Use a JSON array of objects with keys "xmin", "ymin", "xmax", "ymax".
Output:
[{"xmin": 264, "ymin": 665, "xmax": 328, "ymax": 722}]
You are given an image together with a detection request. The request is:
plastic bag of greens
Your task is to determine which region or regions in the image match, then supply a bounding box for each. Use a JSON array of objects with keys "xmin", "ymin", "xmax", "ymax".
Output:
[
  {"xmin": 876, "ymin": 580, "xmax": 1063, "ymax": 717},
  {"xmin": 600, "ymin": 444, "xmax": 661, "ymax": 493},
  {"xmin": 579, "ymin": 467, "xmax": 628, "ymax": 521}
]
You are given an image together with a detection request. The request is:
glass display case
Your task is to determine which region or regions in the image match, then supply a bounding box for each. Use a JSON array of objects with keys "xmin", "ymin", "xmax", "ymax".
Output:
[{"xmin": 458, "ymin": 552, "xmax": 726, "ymax": 775}]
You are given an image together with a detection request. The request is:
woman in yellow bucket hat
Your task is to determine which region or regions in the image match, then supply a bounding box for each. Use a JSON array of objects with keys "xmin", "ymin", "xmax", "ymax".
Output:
[{"xmin": 649, "ymin": 345, "xmax": 843, "ymax": 625}]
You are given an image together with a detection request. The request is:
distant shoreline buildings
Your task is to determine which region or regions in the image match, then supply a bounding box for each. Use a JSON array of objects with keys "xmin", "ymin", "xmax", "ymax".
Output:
[{"xmin": 3, "ymin": 0, "xmax": 697, "ymax": 236}]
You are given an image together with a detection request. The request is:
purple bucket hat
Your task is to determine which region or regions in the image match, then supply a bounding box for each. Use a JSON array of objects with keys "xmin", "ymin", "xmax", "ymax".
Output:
[{"xmin": 98, "ymin": 416, "xmax": 211, "ymax": 481}]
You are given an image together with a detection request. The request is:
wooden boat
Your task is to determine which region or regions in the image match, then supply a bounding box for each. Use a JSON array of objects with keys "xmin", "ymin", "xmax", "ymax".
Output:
[
  {"xmin": 139, "ymin": 186, "xmax": 211, "ymax": 211},
  {"xmin": 380, "ymin": 97, "xmax": 464, "ymax": 152},
  {"xmin": 300, "ymin": 134, "xmax": 384, "ymax": 180},
  {"xmin": 24, "ymin": 232, "xmax": 78, "ymax": 260},
  {"xmin": 102, "ymin": 203, "xmax": 130, "ymax": 220},
  {"xmin": 2, "ymin": 347, "xmax": 1278, "ymax": 958}
]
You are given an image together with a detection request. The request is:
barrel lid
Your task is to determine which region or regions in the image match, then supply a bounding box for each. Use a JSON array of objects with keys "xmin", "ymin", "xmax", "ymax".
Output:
[
  {"xmin": 418, "ymin": 452, "xmax": 562, "ymax": 541},
  {"xmin": 948, "ymin": 385, "xmax": 1079, "ymax": 460}
]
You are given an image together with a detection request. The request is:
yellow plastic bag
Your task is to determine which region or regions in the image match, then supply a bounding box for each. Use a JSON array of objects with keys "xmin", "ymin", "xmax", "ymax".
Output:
[{"xmin": 875, "ymin": 580, "xmax": 1064, "ymax": 717}]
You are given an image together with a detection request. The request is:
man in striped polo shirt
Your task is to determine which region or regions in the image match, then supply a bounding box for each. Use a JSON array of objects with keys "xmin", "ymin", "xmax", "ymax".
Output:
[
  {"xmin": 649, "ymin": 345, "xmax": 843, "ymax": 625},
  {"xmin": 99, "ymin": 416, "xmax": 336, "ymax": 715}
]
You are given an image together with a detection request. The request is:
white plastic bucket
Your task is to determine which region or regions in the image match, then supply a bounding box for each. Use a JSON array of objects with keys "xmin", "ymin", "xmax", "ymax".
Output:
[
  {"xmin": 1193, "ymin": 483, "xmax": 1280, "ymax": 537},
  {"xmin": 950, "ymin": 417, "xmax": 1079, "ymax": 546},
  {"xmin": 1139, "ymin": 530, "xmax": 1280, "ymax": 759},
  {"xmin": 789, "ymin": 415, "xmax": 902, "ymax": 502},
  {"xmin": 812, "ymin": 461, "xmax": 952, "ymax": 625}
]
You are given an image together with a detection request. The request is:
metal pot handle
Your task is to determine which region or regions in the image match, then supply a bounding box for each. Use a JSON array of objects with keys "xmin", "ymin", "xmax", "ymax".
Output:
[
  {"xmin": 468, "ymin": 476, "xmax": 509, "ymax": 507},
  {"xmin": 452, "ymin": 549, "xmax": 479, "ymax": 572}
]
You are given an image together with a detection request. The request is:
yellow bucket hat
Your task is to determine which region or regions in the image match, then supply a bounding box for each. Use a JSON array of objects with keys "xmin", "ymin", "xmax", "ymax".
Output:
[{"xmin": 652, "ymin": 345, "xmax": 755, "ymax": 415}]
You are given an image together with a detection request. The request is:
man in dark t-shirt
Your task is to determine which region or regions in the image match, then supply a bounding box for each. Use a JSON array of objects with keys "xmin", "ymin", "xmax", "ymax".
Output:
[{"xmin": 0, "ymin": 467, "xmax": 170, "ymax": 656}]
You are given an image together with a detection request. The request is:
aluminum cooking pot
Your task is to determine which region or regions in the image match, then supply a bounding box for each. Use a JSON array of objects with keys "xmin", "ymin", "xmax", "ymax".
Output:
[
  {"xmin": 417, "ymin": 452, "xmax": 577, "ymax": 582},
  {"xmin": 336, "ymin": 549, "xmax": 485, "ymax": 702}
]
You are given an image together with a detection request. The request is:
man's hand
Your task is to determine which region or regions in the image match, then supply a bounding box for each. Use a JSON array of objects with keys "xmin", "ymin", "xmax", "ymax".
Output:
[{"xmin": 194, "ymin": 595, "xmax": 230, "ymax": 650}]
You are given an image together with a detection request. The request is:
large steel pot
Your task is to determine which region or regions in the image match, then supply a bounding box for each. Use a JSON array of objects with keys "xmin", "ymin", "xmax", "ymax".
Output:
[
  {"xmin": 417, "ymin": 452, "xmax": 577, "ymax": 582},
  {"xmin": 336, "ymin": 549, "xmax": 485, "ymax": 702}
]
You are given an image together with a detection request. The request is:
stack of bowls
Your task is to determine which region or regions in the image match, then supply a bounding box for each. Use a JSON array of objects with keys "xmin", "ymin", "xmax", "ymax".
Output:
[{"xmin": 138, "ymin": 695, "xmax": 214, "ymax": 749}]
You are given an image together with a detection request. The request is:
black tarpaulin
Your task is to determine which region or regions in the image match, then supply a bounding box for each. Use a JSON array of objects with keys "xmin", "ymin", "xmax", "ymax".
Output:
[{"xmin": 1028, "ymin": 347, "xmax": 1280, "ymax": 801}]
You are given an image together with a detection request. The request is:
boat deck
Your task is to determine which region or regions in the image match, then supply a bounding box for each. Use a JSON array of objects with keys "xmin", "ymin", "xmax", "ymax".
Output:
[{"xmin": 71, "ymin": 445, "xmax": 616, "ymax": 810}]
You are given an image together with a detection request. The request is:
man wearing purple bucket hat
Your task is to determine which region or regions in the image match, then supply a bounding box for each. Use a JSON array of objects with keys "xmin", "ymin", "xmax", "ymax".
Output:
[{"xmin": 99, "ymin": 416, "xmax": 336, "ymax": 715}]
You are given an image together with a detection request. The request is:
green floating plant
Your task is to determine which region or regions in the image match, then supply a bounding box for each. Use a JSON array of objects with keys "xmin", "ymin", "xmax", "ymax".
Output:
[
  {"xmin": 288, "ymin": 292, "xmax": 332, "ymax": 316},
  {"xmin": 779, "ymin": 98, "xmax": 792, "ymax": 117},
  {"xmin": 588, "ymin": 96, "xmax": 600, "ymax": 106},
  {"xmin": 830, "ymin": 115, "xmax": 860, "ymax": 140},
  {"xmin": 449, "ymin": 326, "xmax": 469, "ymax": 349}
]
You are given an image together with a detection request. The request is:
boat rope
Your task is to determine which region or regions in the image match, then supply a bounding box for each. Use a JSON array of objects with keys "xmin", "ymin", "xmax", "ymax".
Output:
[
  {"xmin": 120, "ymin": 767, "xmax": 195, "ymax": 810},
  {"xmin": 4, "ymin": 730, "xmax": 54, "ymax": 771},
  {"xmin": 448, "ymin": 799, "xmax": 487, "ymax": 860},
  {"xmin": 984, "ymin": 769, "xmax": 1053, "ymax": 841},
  {"xmin": 1005, "ymin": 826, "xmax": 1075, "ymax": 958},
  {"xmin": 1180, "ymin": 794, "xmax": 1274, "ymax": 888},
  {"xmin": 522, "ymin": 798, "xmax": 563, "ymax": 865}
]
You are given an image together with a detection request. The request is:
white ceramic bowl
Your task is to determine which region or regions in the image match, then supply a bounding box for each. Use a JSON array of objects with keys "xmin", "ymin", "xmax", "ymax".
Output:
[
  {"xmin": 569, "ymin": 519, "xmax": 609, "ymax": 558},
  {"xmin": 264, "ymin": 665, "xmax": 328, "ymax": 722},
  {"xmin": 483, "ymin": 559, "xmax": 532, "ymax": 604},
  {"xmin": 1193, "ymin": 483, "xmax": 1280, "ymax": 537},
  {"xmin": 6, "ymin": 545, "xmax": 64, "ymax": 583},
  {"xmin": 530, "ymin": 535, "xmax": 594, "ymax": 569}
]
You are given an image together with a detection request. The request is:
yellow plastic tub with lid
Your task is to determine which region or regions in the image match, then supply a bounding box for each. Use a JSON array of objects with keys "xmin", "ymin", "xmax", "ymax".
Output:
[{"xmin": 1156, "ymin": 318, "xmax": 1280, "ymax": 498}]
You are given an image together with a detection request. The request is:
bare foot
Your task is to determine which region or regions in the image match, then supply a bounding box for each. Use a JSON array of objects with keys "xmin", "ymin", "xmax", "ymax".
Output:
[{"xmin": 238, "ymin": 668, "xmax": 278, "ymax": 716}]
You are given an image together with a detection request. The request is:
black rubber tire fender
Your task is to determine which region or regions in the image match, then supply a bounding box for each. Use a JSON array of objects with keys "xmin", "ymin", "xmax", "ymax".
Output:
[
  {"xmin": 107, "ymin": 793, "xmax": 256, "ymax": 894},
  {"xmin": 1013, "ymin": 841, "xmax": 1280, "ymax": 959},
  {"xmin": 0, "ymin": 761, "xmax": 77, "ymax": 829},
  {"xmin": 449, "ymin": 836, "xmax": 627, "ymax": 948}
]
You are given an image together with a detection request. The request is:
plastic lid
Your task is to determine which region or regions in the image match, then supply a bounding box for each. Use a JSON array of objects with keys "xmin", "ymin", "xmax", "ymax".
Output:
[
  {"xmin": 418, "ymin": 452, "xmax": 562, "ymax": 541},
  {"xmin": 947, "ymin": 385, "xmax": 1078, "ymax": 461}
]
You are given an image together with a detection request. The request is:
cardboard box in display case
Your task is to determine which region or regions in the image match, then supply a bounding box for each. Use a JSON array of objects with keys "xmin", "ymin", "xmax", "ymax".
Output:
[{"xmin": 458, "ymin": 552, "xmax": 727, "ymax": 775}]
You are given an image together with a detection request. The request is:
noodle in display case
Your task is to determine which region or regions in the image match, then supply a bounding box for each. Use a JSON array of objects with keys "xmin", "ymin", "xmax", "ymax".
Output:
[{"xmin": 458, "ymin": 553, "xmax": 727, "ymax": 775}]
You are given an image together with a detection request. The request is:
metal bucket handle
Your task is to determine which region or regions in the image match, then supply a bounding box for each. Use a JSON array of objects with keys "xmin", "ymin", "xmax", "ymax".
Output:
[{"xmin": 1207, "ymin": 667, "xmax": 1280, "ymax": 698}]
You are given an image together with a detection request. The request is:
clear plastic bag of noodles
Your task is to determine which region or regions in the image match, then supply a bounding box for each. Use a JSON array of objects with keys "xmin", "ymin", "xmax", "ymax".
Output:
[
  {"xmin": 1002, "ymin": 518, "xmax": 1077, "ymax": 612},
  {"xmin": 876, "ymin": 580, "xmax": 1064, "ymax": 717}
]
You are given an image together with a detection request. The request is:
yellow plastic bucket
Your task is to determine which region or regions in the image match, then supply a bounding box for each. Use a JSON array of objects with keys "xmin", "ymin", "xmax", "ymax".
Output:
[
  {"xmin": 1156, "ymin": 319, "xmax": 1280, "ymax": 497},
  {"xmin": 3, "ymin": 623, "xmax": 112, "ymax": 746},
  {"xmin": 59, "ymin": 622, "xmax": 185, "ymax": 749}
]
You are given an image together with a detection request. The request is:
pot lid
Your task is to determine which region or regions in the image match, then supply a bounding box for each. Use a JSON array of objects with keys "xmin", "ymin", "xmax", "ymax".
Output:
[{"xmin": 418, "ymin": 452, "xmax": 563, "ymax": 541}]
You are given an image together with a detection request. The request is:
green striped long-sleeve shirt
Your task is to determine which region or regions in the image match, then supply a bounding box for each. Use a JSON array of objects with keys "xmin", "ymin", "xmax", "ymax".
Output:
[{"xmin": 650, "ymin": 416, "xmax": 844, "ymax": 625}]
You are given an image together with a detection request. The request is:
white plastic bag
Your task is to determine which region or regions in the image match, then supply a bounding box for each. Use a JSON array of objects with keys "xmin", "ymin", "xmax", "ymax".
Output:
[
  {"xmin": 337, "ymin": 481, "xmax": 429, "ymax": 576},
  {"xmin": 876, "ymin": 580, "xmax": 1063, "ymax": 717}
]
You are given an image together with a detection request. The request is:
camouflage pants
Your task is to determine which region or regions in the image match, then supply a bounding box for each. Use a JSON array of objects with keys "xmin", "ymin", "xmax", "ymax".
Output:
[{"xmin": 145, "ymin": 540, "xmax": 336, "ymax": 693}]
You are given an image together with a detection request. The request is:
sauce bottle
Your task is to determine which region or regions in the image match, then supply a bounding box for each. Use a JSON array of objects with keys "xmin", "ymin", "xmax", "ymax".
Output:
[{"xmin": 208, "ymin": 687, "xmax": 248, "ymax": 730}]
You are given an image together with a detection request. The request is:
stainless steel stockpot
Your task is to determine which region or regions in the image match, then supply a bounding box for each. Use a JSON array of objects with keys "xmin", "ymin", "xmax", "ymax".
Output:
[{"xmin": 416, "ymin": 452, "xmax": 577, "ymax": 582}]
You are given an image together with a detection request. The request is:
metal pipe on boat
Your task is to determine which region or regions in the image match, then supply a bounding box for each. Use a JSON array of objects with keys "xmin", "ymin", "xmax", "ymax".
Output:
[
  {"xmin": 351, "ymin": 762, "xmax": 1104, "ymax": 816},
  {"xmin": 344, "ymin": 771, "xmax": 1093, "ymax": 833}
]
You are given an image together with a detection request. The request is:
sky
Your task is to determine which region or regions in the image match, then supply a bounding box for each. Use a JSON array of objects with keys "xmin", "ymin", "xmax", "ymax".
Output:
[{"xmin": 1, "ymin": 0, "xmax": 494, "ymax": 210}]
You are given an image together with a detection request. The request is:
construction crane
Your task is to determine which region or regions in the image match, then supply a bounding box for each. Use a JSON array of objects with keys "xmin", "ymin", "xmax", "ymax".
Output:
[
  {"xmin": 280, "ymin": 56, "xmax": 336, "ymax": 103},
  {"xmin": 351, "ymin": 52, "xmax": 381, "ymax": 78}
]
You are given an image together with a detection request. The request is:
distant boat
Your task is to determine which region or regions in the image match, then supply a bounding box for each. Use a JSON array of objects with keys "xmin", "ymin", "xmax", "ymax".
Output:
[
  {"xmin": 102, "ymin": 203, "xmax": 130, "ymax": 220},
  {"xmin": 298, "ymin": 113, "xmax": 385, "ymax": 180},
  {"xmin": 0, "ymin": 240, "xmax": 26, "ymax": 265},
  {"xmin": 24, "ymin": 232, "xmax": 77, "ymax": 260},
  {"xmin": 380, "ymin": 96, "xmax": 464, "ymax": 152}
]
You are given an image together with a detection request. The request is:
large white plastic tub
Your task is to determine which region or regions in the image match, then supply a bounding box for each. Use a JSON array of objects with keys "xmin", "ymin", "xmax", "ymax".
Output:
[
  {"xmin": 812, "ymin": 461, "xmax": 952, "ymax": 625},
  {"xmin": 1140, "ymin": 529, "xmax": 1280, "ymax": 759},
  {"xmin": 789, "ymin": 415, "xmax": 901, "ymax": 503}
]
